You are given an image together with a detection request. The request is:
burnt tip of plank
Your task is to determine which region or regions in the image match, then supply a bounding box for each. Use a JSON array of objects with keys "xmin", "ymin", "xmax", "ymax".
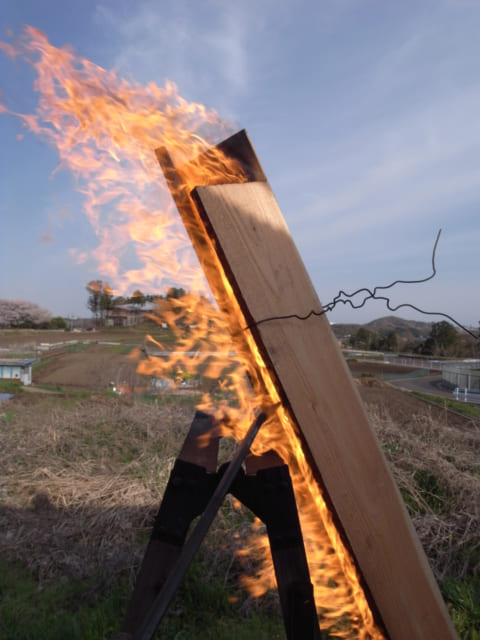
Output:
[
  {"xmin": 215, "ymin": 129, "xmax": 267, "ymax": 183},
  {"xmin": 155, "ymin": 130, "xmax": 267, "ymax": 186}
]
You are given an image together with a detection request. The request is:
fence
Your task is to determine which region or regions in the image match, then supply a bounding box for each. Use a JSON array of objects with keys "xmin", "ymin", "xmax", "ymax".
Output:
[
  {"xmin": 372, "ymin": 355, "xmax": 444, "ymax": 371},
  {"xmin": 442, "ymin": 363, "xmax": 480, "ymax": 393}
]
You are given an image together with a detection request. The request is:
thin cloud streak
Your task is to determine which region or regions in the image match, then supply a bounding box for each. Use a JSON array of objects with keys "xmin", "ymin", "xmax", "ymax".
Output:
[{"xmin": 94, "ymin": 1, "xmax": 251, "ymax": 114}]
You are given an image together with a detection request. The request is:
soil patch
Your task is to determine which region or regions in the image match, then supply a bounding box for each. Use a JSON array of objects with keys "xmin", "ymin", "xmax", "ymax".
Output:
[
  {"xmin": 348, "ymin": 360, "xmax": 419, "ymax": 376},
  {"xmin": 33, "ymin": 344, "xmax": 146, "ymax": 392}
]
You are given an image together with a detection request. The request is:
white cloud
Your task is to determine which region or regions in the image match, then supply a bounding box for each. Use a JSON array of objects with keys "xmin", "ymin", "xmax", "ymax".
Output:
[{"xmin": 93, "ymin": 0, "xmax": 252, "ymax": 115}]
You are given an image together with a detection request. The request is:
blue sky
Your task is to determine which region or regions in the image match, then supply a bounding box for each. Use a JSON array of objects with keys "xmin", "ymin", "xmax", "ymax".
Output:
[{"xmin": 0, "ymin": 0, "xmax": 479, "ymax": 327}]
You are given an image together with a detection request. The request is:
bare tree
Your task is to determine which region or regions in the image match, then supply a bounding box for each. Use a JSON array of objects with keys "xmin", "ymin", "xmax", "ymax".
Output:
[{"xmin": 86, "ymin": 280, "xmax": 113, "ymax": 326}]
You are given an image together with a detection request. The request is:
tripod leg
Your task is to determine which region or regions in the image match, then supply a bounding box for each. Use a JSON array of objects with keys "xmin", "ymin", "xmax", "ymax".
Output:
[
  {"xmin": 120, "ymin": 412, "xmax": 219, "ymax": 635},
  {"xmin": 229, "ymin": 454, "xmax": 324, "ymax": 640}
]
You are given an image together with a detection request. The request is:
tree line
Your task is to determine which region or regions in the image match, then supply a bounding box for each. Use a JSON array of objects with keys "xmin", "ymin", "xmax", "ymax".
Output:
[
  {"xmin": 348, "ymin": 320, "xmax": 479, "ymax": 358},
  {"xmin": 0, "ymin": 284, "xmax": 189, "ymax": 330},
  {"xmin": 2, "ymin": 291, "xmax": 478, "ymax": 358}
]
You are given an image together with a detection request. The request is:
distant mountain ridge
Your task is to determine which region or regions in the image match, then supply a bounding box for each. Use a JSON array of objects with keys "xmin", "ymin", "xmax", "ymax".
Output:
[{"xmin": 331, "ymin": 315, "xmax": 433, "ymax": 344}]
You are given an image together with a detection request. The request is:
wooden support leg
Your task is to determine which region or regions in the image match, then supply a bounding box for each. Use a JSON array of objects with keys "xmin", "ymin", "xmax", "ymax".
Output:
[
  {"xmin": 229, "ymin": 453, "xmax": 324, "ymax": 640},
  {"xmin": 120, "ymin": 413, "xmax": 219, "ymax": 634}
]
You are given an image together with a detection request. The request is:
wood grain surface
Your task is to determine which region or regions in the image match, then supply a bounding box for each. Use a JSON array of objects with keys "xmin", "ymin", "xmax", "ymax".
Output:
[{"xmin": 192, "ymin": 181, "xmax": 457, "ymax": 640}]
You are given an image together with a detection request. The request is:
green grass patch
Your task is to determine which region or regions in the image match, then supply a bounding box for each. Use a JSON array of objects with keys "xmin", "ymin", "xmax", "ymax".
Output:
[
  {"xmin": 413, "ymin": 469, "xmax": 450, "ymax": 514},
  {"xmin": 0, "ymin": 559, "xmax": 127, "ymax": 640},
  {"xmin": 0, "ymin": 380, "xmax": 24, "ymax": 394},
  {"xmin": 137, "ymin": 392, "xmax": 204, "ymax": 407},
  {"xmin": 66, "ymin": 343, "xmax": 92, "ymax": 353},
  {"xmin": 412, "ymin": 391, "xmax": 480, "ymax": 420},
  {"xmin": 110, "ymin": 344, "xmax": 136, "ymax": 355},
  {"xmin": 399, "ymin": 466, "xmax": 459, "ymax": 516},
  {"xmin": 0, "ymin": 557, "xmax": 286, "ymax": 640},
  {"xmin": 31, "ymin": 359, "xmax": 51, "ymax": 375},
  {"xmin": 441, "ymin": 576, "xmax": 480, "ymax": 640},
  {"xmin": 32, "ymin": 383, "xmax": 65, "ymax": 393}
]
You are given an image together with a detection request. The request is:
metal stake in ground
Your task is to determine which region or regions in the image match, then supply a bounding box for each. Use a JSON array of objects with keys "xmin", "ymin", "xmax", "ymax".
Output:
[{"xmin": 134, "ymin": 410, "xmax": 267, "ymax": 640}]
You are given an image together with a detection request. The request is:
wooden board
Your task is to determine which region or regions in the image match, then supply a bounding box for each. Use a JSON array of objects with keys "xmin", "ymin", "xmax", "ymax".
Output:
[{"xmin": 190, "ymin": 180, "xmax": 457, "ymax": 640}]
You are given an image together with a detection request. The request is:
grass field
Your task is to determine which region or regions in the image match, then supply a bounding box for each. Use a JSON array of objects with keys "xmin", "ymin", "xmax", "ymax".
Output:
[{"xmin": 0, "ymin": 331, "xmax": 479, "ymax": 638}]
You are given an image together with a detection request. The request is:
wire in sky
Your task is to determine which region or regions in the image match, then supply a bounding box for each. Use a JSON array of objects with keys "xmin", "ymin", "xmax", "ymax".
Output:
[{"xmin": 242, "ymin": 230, "xmax": 479, "ymax": 340}]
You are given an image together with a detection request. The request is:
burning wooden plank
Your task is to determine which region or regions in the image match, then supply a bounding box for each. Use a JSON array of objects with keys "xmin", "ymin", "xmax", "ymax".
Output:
[{"xmin": 156, "ymin": 131, "xmax": 457, "ymax": 640}]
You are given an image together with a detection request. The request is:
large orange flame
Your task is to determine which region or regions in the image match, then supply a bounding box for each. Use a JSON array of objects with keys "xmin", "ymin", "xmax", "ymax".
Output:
[{"xmin": 1, "ymin": 27, "xmax": 384, "ymax": 638}]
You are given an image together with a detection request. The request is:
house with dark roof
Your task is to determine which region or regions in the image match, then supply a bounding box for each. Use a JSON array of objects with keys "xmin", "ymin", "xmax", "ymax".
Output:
[{"xmin": 105, "ymin": 302, "xmax": 157, "ymax": 327}]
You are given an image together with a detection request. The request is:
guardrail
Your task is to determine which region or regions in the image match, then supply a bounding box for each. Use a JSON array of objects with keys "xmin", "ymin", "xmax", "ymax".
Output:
[
  {"xmin": 442, "ymin": 363, "xmax": 480, "ymax": 393},
  {"xmin": 452, "ymin": 387, "xmax": 480, "ymax": 404}
]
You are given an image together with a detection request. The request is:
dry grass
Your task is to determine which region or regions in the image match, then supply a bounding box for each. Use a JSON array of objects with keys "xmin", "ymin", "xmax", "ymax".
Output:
[
  {"xmin": 0, "ymin": 394, "xmax": 191, "ymax": 586},
  {"xmin": 1, "ymin": 388, "xmax": 479, "ymax": 631},
  {"xmin": 366, "ymin": 401, "xmax": 480, "ymax": 582}
]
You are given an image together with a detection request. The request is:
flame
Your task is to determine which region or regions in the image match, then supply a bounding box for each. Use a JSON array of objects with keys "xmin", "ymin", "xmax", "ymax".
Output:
[{"xmin": 1, "ymin": 27, "xmax": 384, "ymax": 638}]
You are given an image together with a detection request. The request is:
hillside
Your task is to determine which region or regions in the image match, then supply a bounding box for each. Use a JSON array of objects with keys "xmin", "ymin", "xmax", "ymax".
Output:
[{"xmin": 331, "ymin": 315, "xmax": 433, "ymax": 345}]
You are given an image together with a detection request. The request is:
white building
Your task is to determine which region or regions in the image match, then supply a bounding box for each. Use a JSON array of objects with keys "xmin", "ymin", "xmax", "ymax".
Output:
[{"xmin": 0, "ymin": 358, "xmax": 36, "ymax": 385}]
